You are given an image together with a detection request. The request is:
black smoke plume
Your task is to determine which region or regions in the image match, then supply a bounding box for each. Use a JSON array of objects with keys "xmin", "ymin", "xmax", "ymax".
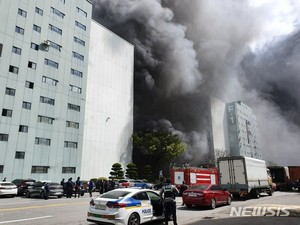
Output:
[{"xmin": 92, "ymin": 0, "xmax": 300, "ymax": 165}]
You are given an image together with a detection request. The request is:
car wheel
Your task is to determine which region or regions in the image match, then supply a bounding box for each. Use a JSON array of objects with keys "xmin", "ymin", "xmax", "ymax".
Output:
[
  {"xmin": 127, "ymin": 213, "xmax": 140, "ymax": 225},
  {"xmin": 210, "ymin": 198, "xmax": 216, "ymax": 209},
  {"xmin": 250, "ymin": 190, "xmax": 260, "ymax": 199},
  {"xmin": 226, "ymin": 196, "xmax": 231, "ymax": 205},
  {"xmin": 40, "ymin": 192, "xmax": 45, "ymax": 199},
  {"xmin": 186, "ymin": 204, "xmax": 192, "ymax": 208},
  {"xmin": 58, "ymin": 195, "xmax": 62, "ymax": 198},
  {"xmin": 26, "ymin": 191, "xmax": 30, "ymax": 198}
]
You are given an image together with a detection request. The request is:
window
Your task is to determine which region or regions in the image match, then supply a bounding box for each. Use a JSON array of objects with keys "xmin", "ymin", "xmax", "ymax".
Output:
[
  {"xmin": 45, "ymin": 58, "xmax": 59, "ymax": 68},
  {"xmin": 28, "ymin": 61, "xmax": 36, "ymax": 69},
  {"xmin": 71, "ymin": 68, "xmax": 83, "ymax": 78},
  {"xmin": 15, "ymin": 151, "xmax": 25, "ymax": 159},
  {"xmin": 74, "ymin": 36, "xmax": 85, "ymax": 46},
  {"xmin": 18, "ymin": 8, "xmax": 27, "ymax": 17},
  {"xmin": 12, "ymin": 46, "xmax": 21, "ymax": 55},
  {"xmin": 72, "ymin": 51, "xmax": 84, "ymax": 61},
  {"xmin": 49, "ymin": 41, "xmax": 62, "ymax": 51},
  {"xmin": 5, "ymin": 87, "xmax": 15, "ymax": 96},
  {"xmin": 2, "ymin": 109, "xmax": 12, "ymax": 117},
  {"xmin": 68, "ymin": 103, "xmax": 80, "ymax": 112},
  {"xmin": 35, "ymin": 137, "xmax": 51, "ymax": 146},
  {"xmin": 49, "ymin": 24, "xmax": 62, "ymax": 35},
  {"xmin": 62, "ymin": 167, "xmax": 76, "ymax": 173},
  {"xmin": 0, "ymin": 165, "xmax": 3, "ymax": 173},
  {"xmin": 66, "ymin": 121, "xmax": 79, "ymax": 129},
  {"xmin": 0, "ymin": 134, "xmax": 9, "ymax": 141},
  {"xmin": 37, "ymin": 115, "xmax": 54, "ymax": 124},
  {"xmin": 22, "ymin": 101, "xmax": 31, "ymax": 110},
  {"xmin": 133, "ymin": 192, "xmax": 149, "ymax": 201},
  {"xmin": 19, "ymin": 125, "xmax": 28, "ymax": 133},
  {"xmin": 40, "ymin": 96, "xmax": 55, "ymax": 105},
  {"xmin": 31, "ymin": 42, "xmax": 39, "ymax": 50},
  {"xmin": 25, "ymin": 81, "xmax": 34, "ymax": 89},
  {"xmin": 42, "ymin": 76, "xmax": 58, "ymax": 86},
  {"xmin": 31, "ymin": 166, "xmax": 49, "ymax": 173},
  {"xmin": 33, "ymin": 24, "xmax": 41, "ymax": 33},
  {"xmin": 75, "ymin": 21, "xmax": 86, "ymax": 31},
  {"xmin": 76, "ymin": 7, "xmax": 87, "ymax": 17},
  {"xmin": 15, "ymin": 26, "xmax": 24, "ymax": 35},
  {"xmin": 64, "ymin": 141, "xmax": 78, "ymax": 148},
  {"xmin": 9, "ymin": 65, "xmax": 19, "ymax": 74},
  {"xmin": 69, "ymin": 85, "xmax": 81, "ymax": 93},
  {"xmin": 51, "ymin": 7, "xmax": 65, "ymax": 18},
  {"xmin": 35, "ymin": 7, "xmax": 43, "ymax": 15}
]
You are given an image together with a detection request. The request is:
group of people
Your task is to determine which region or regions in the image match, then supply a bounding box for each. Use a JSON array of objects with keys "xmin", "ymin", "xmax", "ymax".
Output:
[
  {"xmin": 160, "ymin": 179, "xmax": 188, "ymax": 225},
  {"xmin": 60, "ymin": 177, "xmax": 82, "ymax": 198}
]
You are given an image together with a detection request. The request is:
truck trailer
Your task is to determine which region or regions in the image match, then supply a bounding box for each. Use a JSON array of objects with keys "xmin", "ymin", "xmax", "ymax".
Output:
[
  {"xmin": 169, "ymin": 166, "xmax": 219, "ymax": 190},
  {"xmin": 267, "ymin": 166, "xmax": 290, "ymax": 191},
  {"xmin": 218, "ymin": 156, "xmax": 273, "ymax": 198}
]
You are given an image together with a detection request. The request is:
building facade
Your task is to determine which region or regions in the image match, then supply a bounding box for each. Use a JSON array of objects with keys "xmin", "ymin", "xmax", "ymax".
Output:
[
  {"xmin": 226, "ymin": 101, "xmax": 262, "ymax": 159},
  {"xmin": 0, "ymin": 0, "xmax": 134, "ymax": 181},
  {"xmin": 81, "ymin": 21, "xmax": 134, "ymax": 178}
]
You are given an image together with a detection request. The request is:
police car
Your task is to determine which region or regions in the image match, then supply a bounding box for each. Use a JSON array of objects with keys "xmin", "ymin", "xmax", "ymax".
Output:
[{"xmin": 87, "ymin": 188, "xmax": 164, "ymax": 225}]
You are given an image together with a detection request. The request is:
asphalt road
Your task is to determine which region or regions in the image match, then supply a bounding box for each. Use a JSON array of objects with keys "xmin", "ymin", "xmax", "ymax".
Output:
[{"xmin": 0, "ymin": 191, "xmax": 299, "ymax": 225}]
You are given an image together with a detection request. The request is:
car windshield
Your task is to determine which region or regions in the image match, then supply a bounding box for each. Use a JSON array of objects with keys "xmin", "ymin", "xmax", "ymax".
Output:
[
  {"xmin": 189, "ymin": 185, "xmax": 208, "ymax": 190},
  {"xmin": 100, "ymin": 190, "xmax": 131, "ymax": 199}
]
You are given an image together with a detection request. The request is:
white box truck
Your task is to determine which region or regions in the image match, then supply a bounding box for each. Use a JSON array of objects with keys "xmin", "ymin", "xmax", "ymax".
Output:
[{"xmin": 218, "ymin": 156, "xmax": 273, "ymax": 198}]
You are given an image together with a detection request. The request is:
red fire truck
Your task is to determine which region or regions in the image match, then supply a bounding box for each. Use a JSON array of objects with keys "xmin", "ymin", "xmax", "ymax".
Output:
[{"xmin": 169, "ymin": 166, "xmax": 219, "ymax": 189}]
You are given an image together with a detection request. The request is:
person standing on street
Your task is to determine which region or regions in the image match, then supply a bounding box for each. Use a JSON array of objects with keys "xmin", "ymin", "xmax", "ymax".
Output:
[
  {"xmin": 66, "ymin": 178, "xmax": 73, "ymax": 198},
  {"xmin": 88, "ymin": 179, "xmax": 95, "ymax": 197},
  {"xmin": 160, "ymin": 178, "xmax": 179, "ymax": 225},
  {"xmin": 43, "ymin": 182, "xmax": 50, "ymax": 200},
  {"xmin": 180, "ymin": 181, "xmax": 188, "ymax": 206},
  {"xmin": 74, "ymin": 177, "xmax": 81, "ymax": 198}
]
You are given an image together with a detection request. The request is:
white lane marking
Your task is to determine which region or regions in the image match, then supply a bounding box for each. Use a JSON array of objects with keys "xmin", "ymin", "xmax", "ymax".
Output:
[{"xmin": 0, "ymin": 215, "xmax": 52, "ymax": 224}]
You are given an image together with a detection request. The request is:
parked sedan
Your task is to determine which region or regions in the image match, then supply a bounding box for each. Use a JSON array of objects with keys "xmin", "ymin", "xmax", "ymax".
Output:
[
  {"xmin": 133, "ymin": 180, "xmax": 152, "ymax": 189},
  {"xmin": 12, "ymin": 178, "xmax": 36, "ymax": 196},
  {"xmin": 87, "ymin": 188, "xmax": 164, "ymax": 225},
  {"xmin": 0, "ymin": 182, "xmax": 18, "ymax": 197},
  {"xmin": 182, "ymin": 184, "xmax": 232, "ymax": 209},
  {"xmin": 26, "ymin": 182, "xmax": 64, "ymax": 199},
  {"xmin": 118, "ymin": 179, "xmax": 135, "ymax": 188}
]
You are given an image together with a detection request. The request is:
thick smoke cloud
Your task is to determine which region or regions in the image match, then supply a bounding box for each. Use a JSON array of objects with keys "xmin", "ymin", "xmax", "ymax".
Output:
[{"xmin": 92, "ymin": 0, "xmax": 300, "ymax": 165}]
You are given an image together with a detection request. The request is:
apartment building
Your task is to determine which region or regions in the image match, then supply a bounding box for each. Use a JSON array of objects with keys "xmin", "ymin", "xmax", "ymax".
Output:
[{"xmin": 226, "ymin": 101, "xmax": 262, "ymax": 159}]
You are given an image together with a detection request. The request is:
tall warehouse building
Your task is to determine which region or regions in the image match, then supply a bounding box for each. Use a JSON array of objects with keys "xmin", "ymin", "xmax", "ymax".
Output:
[
  {"xmin": 226, "ymin": 101, "xmax": 262, "ymax": 159},
  {"xmin": 0, "ymin": 0, "xmax": 134, "ymax": 181}
]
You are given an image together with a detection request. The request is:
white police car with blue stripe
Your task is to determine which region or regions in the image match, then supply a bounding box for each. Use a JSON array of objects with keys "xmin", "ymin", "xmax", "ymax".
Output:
[{"xmin": 87, "ymin": 188, "xmax": 164, "ymax": 225}]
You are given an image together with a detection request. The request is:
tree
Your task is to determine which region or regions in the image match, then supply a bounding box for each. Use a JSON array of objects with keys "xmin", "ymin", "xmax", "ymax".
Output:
[
  {"xmin": 109, "ymin": 163, "xmax": 124, "ymax": 179},
  {"xmin": 142, "ymin": 165, "xmax": 154, "ymax": 182},
  {"xmin": 133, "ymin": 131, "xmax": 187, "ymax": 176},
  {"xmin": 125, "ymin": 163, "xmax": 138, "ymax": 179}
]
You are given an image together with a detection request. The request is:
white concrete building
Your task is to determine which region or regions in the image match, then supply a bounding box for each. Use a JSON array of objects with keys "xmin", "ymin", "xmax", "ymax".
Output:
[
  {"xmin": 226, "ymin": 101, "xmax": 262, "ymax": 159},
  {"xmin": 82, "ymin": 21, "xmax": 134, "ymax": 179},
  {"xmin": 0, "ymin": 0, "xmax": 134, "ymax": 182}
]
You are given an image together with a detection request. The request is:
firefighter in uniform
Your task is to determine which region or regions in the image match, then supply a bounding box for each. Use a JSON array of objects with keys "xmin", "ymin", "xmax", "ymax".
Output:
[{"xmin": 160, "ymin": 178, "xmax": 179, "ymax": 225}]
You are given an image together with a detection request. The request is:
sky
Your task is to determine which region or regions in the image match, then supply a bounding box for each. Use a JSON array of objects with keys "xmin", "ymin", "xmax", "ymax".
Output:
[{"xmin": 91, "ymin": 0, "xmax": 300, "ymax": 166}]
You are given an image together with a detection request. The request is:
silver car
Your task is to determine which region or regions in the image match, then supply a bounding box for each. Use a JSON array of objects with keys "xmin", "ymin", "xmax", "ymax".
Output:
[{"xmin": 0, "ymin": 182, "xmax": 18, "ymax": 197}]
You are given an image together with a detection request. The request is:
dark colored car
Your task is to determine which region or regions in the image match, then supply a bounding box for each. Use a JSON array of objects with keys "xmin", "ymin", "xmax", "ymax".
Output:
[
  {"xmin": 12, "ymin": 179, "xmax": 36, "ymax": 196},
  {"xmin": 26, "ymin": 182, "xmax": 64, "ymax": 199},
  {"xmin": 182, "ymin": 184, "xmax": 232, "ymax": 209}
]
